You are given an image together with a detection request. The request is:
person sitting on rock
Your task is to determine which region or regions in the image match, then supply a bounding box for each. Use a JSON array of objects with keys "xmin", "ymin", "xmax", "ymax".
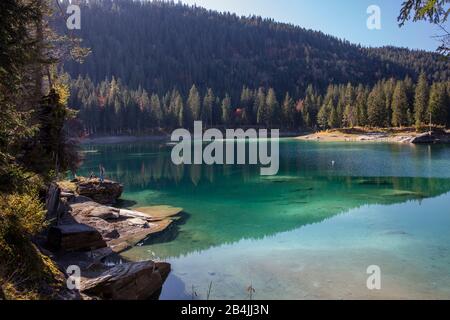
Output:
[{"xmin": 99, "ymin": 164, "xmax": 105, "ymax": 183}]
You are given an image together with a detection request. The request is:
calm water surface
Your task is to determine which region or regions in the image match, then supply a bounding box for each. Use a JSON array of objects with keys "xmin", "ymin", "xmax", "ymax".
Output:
[{"xmin": 80, "ymin": 139, "xmax": 450, "ymax": 299}]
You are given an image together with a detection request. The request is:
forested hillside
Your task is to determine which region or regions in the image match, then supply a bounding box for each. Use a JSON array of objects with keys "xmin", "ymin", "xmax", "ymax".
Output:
[{"xmin": 63, "ymin": 0, "xmax": 450, "ymax": 133}]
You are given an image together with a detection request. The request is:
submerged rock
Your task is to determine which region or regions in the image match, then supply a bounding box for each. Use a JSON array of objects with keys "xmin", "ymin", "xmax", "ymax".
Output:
[{"xmin": 81, "ymin": 261, "xmax": 171, "ymax": 300}]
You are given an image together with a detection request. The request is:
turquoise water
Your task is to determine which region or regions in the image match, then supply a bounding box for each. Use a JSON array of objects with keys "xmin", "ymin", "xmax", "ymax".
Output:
[{"xmin": 80, "ymin": 140, "xmax": 450, "ymax": 299}]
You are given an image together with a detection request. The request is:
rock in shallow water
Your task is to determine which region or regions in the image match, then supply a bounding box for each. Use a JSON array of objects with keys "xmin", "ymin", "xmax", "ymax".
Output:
[{"xmin": 81, "ymin": 261, "xmax": 171, "ymax": 300}]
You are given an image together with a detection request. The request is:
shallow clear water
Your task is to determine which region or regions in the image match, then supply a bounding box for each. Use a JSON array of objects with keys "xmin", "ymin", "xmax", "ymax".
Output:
[{"xmin": 80, "ymin": 140, "xmax": 450, "ymax": 299}]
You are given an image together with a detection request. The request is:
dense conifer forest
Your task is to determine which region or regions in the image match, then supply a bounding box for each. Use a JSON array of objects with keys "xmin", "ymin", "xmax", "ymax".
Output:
[{"xmin": 63, "ymin": 0, "xmax": 450, "ymax": 133}]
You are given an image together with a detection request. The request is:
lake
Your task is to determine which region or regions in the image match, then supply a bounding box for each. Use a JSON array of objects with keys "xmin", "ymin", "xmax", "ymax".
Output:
[{"xmin": 79, "ymin": 139, "xmax": 450, "ymax": 299}]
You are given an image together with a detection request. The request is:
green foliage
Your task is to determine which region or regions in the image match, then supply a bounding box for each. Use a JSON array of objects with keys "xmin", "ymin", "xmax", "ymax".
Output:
[
  {"xmin": 64, "ymin": 0, "xmax": 449, "ymax": 101},
  {"xmin": 282, "ymin": 93, "xmax": 296, "ymax": 129},
  {"xmin": 391, "ymin": 81, "xmax": 410, "ymax": 127},
  {"xmin": 0, "ymin": 0, "xmax": 85, "ymax": 299},
  {"xmin": 202, "ymin": 88, "xmax": 215, "ymax": 126},
  {"xmin": 0, "ymin": 192, "xmax": 63, "ymax": 300},
  {"xmin": 368, "ymin": 84, "xmax": 388, "ymax": 127},
  {"xmin": 221, "ymin": 94, "xmax": 232, "ymax": 125},
  {"xmin": 71, "ymin": 74, "xmax": 450, "ymax": 132},
  {"xmin": 398, "ymin": 0, "xmax": 450, "ymax": 56},
  {"xmin": 187, "ymin": 85, "xmax": 201, "ymax": 121},
  {"xmin": 265, "ymin": 88, "xmax": 280, "ymax": 128},
  {"xmin": 0, "ymin": 193, "xmax": 46, "ymax": 253},
  {"xmin": 414, "ymin": 72, "xmax": 430, "ymax": 126},
  {"xmin": 429, "ymin": 82, "xmax": 448, "ymax": 125}
]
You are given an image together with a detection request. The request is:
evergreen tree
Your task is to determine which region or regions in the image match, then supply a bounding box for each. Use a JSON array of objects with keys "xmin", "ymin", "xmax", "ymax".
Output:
[
  {"xmin": 150, "ymin": 94, "xmax": 162, "ymax": 127},
  {"xmin": 428, "ymin": 83, "xmax": 448, "ymax": 126},
  {"xmin": 177, "ymin": 94, "xmax": 191, "ymax": 129},
  {"xmin": 414, "ymin": 72, "xmax": 429, "ymax": 127},
  {"xmin": 383, "ymin": 78, "xmax": 396, "ymax": 126},
  {"xmin": 343, "ymin": 104, "xmax": 356, "ymax": 128},
  {"xmin": 221, "ymin": 94, "xmax": 232, "ymax": 125},
  {"xmin": 355, "ymin": 85, "xmax": 368, "ymax": 126},
  {"xmin": 240, "ymin": 86, "xmax": 254, "ymax": 123},
  {"xmin": 317, "ymin": 102, "xmax": 330, "ymax": 130},
  {"xmin": 367, "ymin": 83, "xmax": 387, "ymax": 127},
  {"xmin": 391, "ymin": 81, "xmax": 409, "ymax": 127},
  {"xmin": 255, "ymin": 88, "xmax": 268, "ymax": 126},
  {"xmin": 302, "ymin": 85, "xmax": 317, "ymax": 128},
  {"xmin": 202, "ymin": 88, "xmax": 214, "ymax": 126},
  {"xmin": 266, "ymin": 88, "xmax": 279, "ymax": 127},
  {"xmin": 282, "ymin": 92, "xmax": 296, "ymax": 129},
  {"xmin": 328, "ymin": 104, "xmax": 340, "ymax": 129},
  {"xmin": 187, "ymin": 84, "xmax": 201, "ymax": 121}
]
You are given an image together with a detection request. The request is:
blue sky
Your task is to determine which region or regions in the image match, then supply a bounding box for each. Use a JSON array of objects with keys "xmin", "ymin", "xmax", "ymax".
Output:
[{"xmin": 179, "ymin": 0, "xmax": 448, "ymax": 52}]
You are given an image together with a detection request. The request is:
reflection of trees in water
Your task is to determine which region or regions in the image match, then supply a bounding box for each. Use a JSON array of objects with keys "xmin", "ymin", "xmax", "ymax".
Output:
[
  {"xmin": 81, "ymin": 143, "xmax": 450, "ymax": 258},
  {"xmin": 133, "ymin": 176, "xmax": 450, "ymax": 259},
  {"xmin": 80, "ymin": 143, "xmax": 450, "ymax": 198}
]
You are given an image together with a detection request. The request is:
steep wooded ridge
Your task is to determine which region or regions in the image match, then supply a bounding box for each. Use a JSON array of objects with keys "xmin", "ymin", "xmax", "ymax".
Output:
[{"xmin": 63, "ymin": 0, "xmax": 449, "ymax": 99}]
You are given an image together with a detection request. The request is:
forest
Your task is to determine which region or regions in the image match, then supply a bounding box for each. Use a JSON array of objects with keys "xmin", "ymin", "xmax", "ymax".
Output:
[
  {"xmin": 70, "ymin": 72, "xmax": 450, "ymax": 134},
  {"xmin": 64, "ymin": 0, "xmax": 450, "ymax": 134}
]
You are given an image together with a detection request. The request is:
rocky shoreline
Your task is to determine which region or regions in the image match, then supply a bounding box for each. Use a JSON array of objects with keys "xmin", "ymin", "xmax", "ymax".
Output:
[
  {"xmin": 296, "ymin": 130, "xmax": 450, "ymax": 144},
  {"xmin": 41, "ymin": 177, "xmax": 182, "ymax": 300}
]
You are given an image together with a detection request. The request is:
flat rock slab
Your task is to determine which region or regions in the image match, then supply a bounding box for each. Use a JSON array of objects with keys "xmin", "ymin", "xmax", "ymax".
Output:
[
  {"xmin": 81, "ymin": 261, "xmax": 171, "ymax": 300},
  {"xmin": 132, "ymin": 205, "xmax": 183, "ymax": 221},
  {"xmin": 63, "ymin": 196, "xmax": 183, "ymax": 253}
]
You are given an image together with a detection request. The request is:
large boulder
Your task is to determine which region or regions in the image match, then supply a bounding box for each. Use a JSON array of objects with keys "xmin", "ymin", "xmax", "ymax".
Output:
[
  {"xmin": 47, "ymin": 224, "xmax": 107, "ymax": 252},
  {"xmin": 75, "ymin": 178, "xmax": 123, "ymax": 205},
  {"xmin": 410, "ymin": 133, "xmax": 438, "ymax": 144},
  {"xmin": 81, "ymin": 261, "xmax": 171, "ymax": 300}
]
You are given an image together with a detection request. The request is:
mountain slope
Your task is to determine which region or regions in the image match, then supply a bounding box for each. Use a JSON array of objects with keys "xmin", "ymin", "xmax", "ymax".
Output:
[{"xmin": 63, "ymin": 0, "xmax": 449, "ymax": 99}]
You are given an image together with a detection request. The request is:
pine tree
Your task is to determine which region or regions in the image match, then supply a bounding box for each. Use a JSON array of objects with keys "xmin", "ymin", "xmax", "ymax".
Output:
[
  {"xmin": 428, "ymin": 83, "xmax": 448, "ymax": 126},
  {"xmin": 202, "ymin": 88, "xmax": 214, "ymax": 126},
  {"xmin": 221, "ymin": 94, "xmax": 232, "ymax": 125},
  {"xmin": 177, "ymin": 94, "xmax": 191, "ymax": 129},
  {"xmin": 355, "ymin": 85, "xmax": 368, "ymax": 126},
  {"xmin": 282, "ymin": 92, "xmax": 296, "ymax": 129},
  {"xmin": 255, "ymin": 88, "xmax": 268, "ymax": 126},
  {"xmin": 317, "ymin": 102, "xmax": 330, "ymax": 130},
  {"xmin": 343, "ymin": 104, "xmax": 356, "ymax": 128},
  {"xmin": 240, "ymin": 86, "xmax": 254, "ymax": 123},
  {"xmin": 367, "ymin": 83, "xmax": 387, "ymax": 127},
  {"xmin": 328, "ymin": 104, "xmax": 340, "ymax": 129},
  {"xmin": 414, "ymin": 72, "xmax": 429, "ymax": 127},
  {"xmin": 383, "ymin": 78, "xmax": 396, "ymax": 126},
  {"xmin": 302, "ymin": 85, "xmax": 317, "ymax": 128},
  {"xmin": 187, "ymin": 84, "xmax": 201, "ymax": 121},
  {"xmin": 150, "ymin": 94, "xmax": 162, "ymax": 127},
  {"xmin": 266, "ymin": 88, "xmax": 279, "ymax": 127},
  {"xmin": 391, "ymin": 81, "xmax": 409, "ymax": 127}
]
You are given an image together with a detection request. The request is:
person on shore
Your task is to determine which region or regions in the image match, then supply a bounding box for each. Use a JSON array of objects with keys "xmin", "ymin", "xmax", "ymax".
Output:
[
  {"xmin": 99, "ymin": 164, "xmax": 105, "ymax": 183},
  {"xmin": 89, "ymin": 171, "xmax": 95, "ymax": 180}
]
